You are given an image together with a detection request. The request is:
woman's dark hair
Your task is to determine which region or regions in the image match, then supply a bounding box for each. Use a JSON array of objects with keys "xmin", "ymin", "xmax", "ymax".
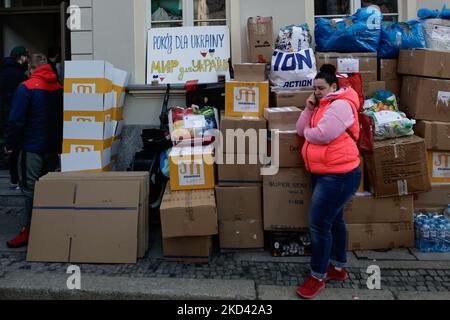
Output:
[{"xmin": 315, "ymin": 64, "xmax": 339, "ymax": 89}]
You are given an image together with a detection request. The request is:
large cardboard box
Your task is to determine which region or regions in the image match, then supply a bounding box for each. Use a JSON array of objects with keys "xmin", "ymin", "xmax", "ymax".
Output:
[
  {"xmin": 160, "ymin": 187, "xmax": 218, "ymax": 238},
  {"xmin": 233, "ymin": 63, "xmax": 267, "ymax": 82},
  {"xmin": 363, "ymin": 81, "xmax": 386, "ymax": 98},
  {"xmin": 384, "ymin": 79, "xmax": 402, "ymax": 98},
  {"xmin": 27, "ymin": 179, "xmax": 140, "ymax": 264},
  {"xmin": 316, "ymin": 52, "xmax": 378, "ymax": 82},
  {"xmin": 358, "ymin": 157, "xmax": 365, "ymax": 193},
  {"xmin": 264, "ymin": 107, "xmax": 302, "ymax": 131},
  {"xmin": 225, "ymin": 81, "xmax": 269, "ymax": 117},
  {"xmin": 263, "ymin": 168, "xmax": 311, "ymax": 230},
  {"xmin": 40, "ymin": 172, "xmax": 150, "ymax": 258},
  {"xmin": 398, "ymin": 49, "xmax": 450, "ymax": 79},
  {"xmin": 247, "ymin": 16, "xmax": 274, "ymax": 64},
  {"xmin": 400, "ymin": 76, "xmax": 450, "ymax": 122},
  {"xmin": 414, "ymin": 183, "xmax": 450, "ymax": 212},
  {"xmin": 217, "ymin": 157, "xmax": 262, "ymax": 186},
  {"xmin": 364, "ymin": 136, "xmax": 431, "ymax": 198},
  {"xmin": 220, "ymin": 115, "xmax": 267, "ymax": 155},
  {"xmin": 168, "ymin": 146, "xmax": 215, "ymax": 191},
  {"xmin": 347, "ymin": 223, "xmax": 414, "ymax": 250},
  {"xmin": 215, "ymin": 186, "xmax": 262, "ymax": 221},
  {"xmin": 270, "ymin": 131, "xmax": 304, "ymax": 168},
  {"xmin": 345, "ymin": 194, "xmax": 414, "ymax": 224},
  {"xmin": 428, "ymin": 151, "xmax": 450, "ymax": 183},
  {"xmin": 270, "ymin": 90, "xmax": 313, "ymax": 108},
  {"xmin": 415, "ymin": 121, "xmax": 450, "ymax": 151},
  {"xmin": 219, "ymin": 220, "xmax": 264, "ymax": 249},
  {"xmin": 162, "ymin": 236, "xmax": 212, "ymax": 263},
  {"xmin": 379, "ymin": 59, "xmax": 399, "ymax": 81}
]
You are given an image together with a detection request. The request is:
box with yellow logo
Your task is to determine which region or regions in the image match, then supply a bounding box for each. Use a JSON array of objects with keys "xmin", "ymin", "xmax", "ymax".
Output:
[
  {"xmin": 428, "ymin": 151, "xmax": 450, "ymax": 183},
  {"xmin": 112, "ymin": 68, "xmax": 130, "ymax": 121},
  {"xmin": 169, "ymin": 146, "xmax": 215, "ymax": 191},
  {"xmin": 61, "ymin": 138, "xmax": 112, "ymax": 173},
  {"xmin": 225, "ymin": 81, "xmax": 269, "ymax": 117}
]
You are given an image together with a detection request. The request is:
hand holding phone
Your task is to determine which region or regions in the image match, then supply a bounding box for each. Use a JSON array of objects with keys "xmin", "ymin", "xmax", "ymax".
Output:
[{"xmin": 306, "ymin": 94, "xmax": 319, "ymax": 110}]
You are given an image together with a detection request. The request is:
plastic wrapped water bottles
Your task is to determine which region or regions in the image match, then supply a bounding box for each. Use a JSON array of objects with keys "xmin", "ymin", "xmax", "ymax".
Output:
[{"xmin": 414, "ymin": 212, "xmax": 450, "ymax": 253}]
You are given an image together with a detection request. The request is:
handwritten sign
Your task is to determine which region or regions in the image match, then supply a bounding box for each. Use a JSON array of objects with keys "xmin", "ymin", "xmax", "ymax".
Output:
[{"xmin": 147, "ymin": 26, "xmax": 231, "ymax": 84}]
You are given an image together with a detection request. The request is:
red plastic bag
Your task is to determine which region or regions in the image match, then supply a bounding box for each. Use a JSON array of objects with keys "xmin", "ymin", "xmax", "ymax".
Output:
[
  {"xmin": 347, "ymin": 113, "xmax": 374, "ymax": 154},
  {"xmin": 337, "ymin": 73, "xmax": 364, "ymax": 111}
]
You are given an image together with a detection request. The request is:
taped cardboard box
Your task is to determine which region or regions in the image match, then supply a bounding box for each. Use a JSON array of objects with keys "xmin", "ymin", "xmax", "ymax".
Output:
[
  {"xmin": 398, "ymin": 49, "xmax": 450, "ymax": 79},
  {"xmin": 233, "ymin": 63, "xmax": 267, "ymax": 82},
  {"xmin": 61, "ymin": 138, "xmax": 112, "ymax": 173},
  {"xmin": 263, "ymin": 168, "xmax": 311, "ymax": 231},
  {"xmin": 384, "ymin": 79, "xmax": 402, "ymax": 98},
  {"xmin": 345, "ymin": 194, "xmax": 414, "ymax": 224},
  {"xmin": 40, "ymin": 172, "xmax": 150, "ymax": 258},
  {"xmin": 27, "ymin": 179, "xmax": 140, "ymax": 264},
  {"xmin": 428, "ymin": 151, "xmax": 450, "ymax": 183},
  {"xmin": 364, "ymin": 136, "xmax": 431, "ymax": 198},
  {"xmin": 270, "ymin": 90, "xmax": 312, "ymax": 108},
  {"xmin": 247, "ymin": 16, "xmax": 274, "ymax": 64},
  {"xmin": 379, "ymin": 59, "xmax": 399, "ymax": 81},
  {"xmin": 217, "ymin": 155, "xmax": 263, "ymax": 186},
  {"xmin": 363, "ymin": 81, "xmax": 386, "ymax": 98},
  {"xmin": 215, "ymin": 186, "xmax": 262, "ymax": 221},
  {"xmin": 168, "ymin": 146, "xmax": 215, "ymax": 191},
  {"xmin": 163, "ymin": 236, "xmax": 213, "ymax": 263},
  {"xmin": 400, "ymin": 76, "xmax": 450, "ymax": 122},
  {"xmin": 415, "ymin": 121, "xmax": 450, "ymax": 151},
  {"xmin": 347, "ymin": 223, "xmax": 414, "ymax": 251},
  {"xmin": 316, "ymin": 52, "xmax": 378, "ymax": 82},
  {"xmin": 160, "ymin": 186, "xmax": 218, "ymax": 238},
  {"xmin": 268, "ymin": 131, "xmax": 304, "ymax": 168},
  {"xmin": 220, "ymin": 115, "xmax": 267, "ymax": 155},
  {"xmin": 414, "ymin": 183, "xmax": 450, "ymax": 213},
  {"xmin": 264, "ymin": 107, "xmax": 302, "ymax": 131},
  {"xmin": 358, "ymin": 157, "xmax": 365, "ymax": 193},
  {"xmin": 219, "ymin": 220, "xmax": 264, "ymax": 249},
  {"xmin": 225, "ymin": 81, "xmax": 269, "ymax": 117}
]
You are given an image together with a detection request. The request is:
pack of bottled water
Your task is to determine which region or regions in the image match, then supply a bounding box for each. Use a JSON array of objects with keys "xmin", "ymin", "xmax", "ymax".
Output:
[{"xmin": 413, "ymin": 205, "xmax": 450, "ymax": 253}]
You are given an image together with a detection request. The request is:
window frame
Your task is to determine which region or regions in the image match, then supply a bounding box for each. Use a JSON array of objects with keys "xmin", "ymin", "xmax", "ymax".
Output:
[{"xmin": 314, "ymin": 0, "xmax": 401, "ymax": 21}]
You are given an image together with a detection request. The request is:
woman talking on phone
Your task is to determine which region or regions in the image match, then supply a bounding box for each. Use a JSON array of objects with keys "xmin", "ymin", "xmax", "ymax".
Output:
[{"xmin": 296, "ymin": 64, "xmax": 362, "ymax": 299}]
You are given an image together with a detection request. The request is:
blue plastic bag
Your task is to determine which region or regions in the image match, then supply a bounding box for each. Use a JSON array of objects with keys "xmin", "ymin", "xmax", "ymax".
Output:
[
  {"xmin": 315, "ymin": 7, "xmax": 383, "ymax": 53},
  {"xmin": 378, "ymin": 21, "xmax": 426, "ymax": 59}
]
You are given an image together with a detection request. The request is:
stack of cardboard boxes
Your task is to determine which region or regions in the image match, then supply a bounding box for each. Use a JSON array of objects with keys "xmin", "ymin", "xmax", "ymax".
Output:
[{"xmin": 378, "ymin": 59, "xmax": 402, "ymax": 97}]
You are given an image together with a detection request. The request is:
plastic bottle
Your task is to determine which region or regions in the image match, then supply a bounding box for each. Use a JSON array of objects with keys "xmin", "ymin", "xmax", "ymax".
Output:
[
  {"xmin": 444, "ymin": 205, "xmax": 450, "ymax": 220},
  {"xmin": 445, "ymin": 222, "xmax": 450, "ymax": 253},
  {"xmin": 429, "ymin": 220, "xmax": 438, "ymax": 252},
  {"xmin": 436, "ymin": 223, "xmax": 446, "ymax": 253},
  {"xmin": 420, "ymin": 222, "xmax": 431, "ymax": 252}
]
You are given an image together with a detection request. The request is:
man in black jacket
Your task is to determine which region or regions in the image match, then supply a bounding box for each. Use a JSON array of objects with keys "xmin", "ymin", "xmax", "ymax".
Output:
[{"xmin": 0, "ymin": 46, "xmax": 29, "ymax": 188}]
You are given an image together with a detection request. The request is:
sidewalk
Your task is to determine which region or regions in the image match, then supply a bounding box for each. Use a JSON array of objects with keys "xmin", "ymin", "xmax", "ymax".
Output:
[{"xmin": 1, "ymin": 172, "xmax": 449, "ymax": 300}]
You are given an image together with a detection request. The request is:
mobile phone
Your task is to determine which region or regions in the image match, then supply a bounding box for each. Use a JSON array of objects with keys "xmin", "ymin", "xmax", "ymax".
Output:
[{"xmin": 313, "ymin": 94, "xmax": 319, "ymax": 108}]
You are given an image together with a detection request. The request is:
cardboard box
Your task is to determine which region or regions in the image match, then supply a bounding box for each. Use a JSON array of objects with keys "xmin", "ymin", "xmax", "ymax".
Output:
[
  {"xmin": 219, "ymin": 220, "xmax": 264, "ymax": 249},
  {"xmin": 359, "ymin": 157, "xmax": 365, "ymax": 193},
  {"xmin": 247, "ymin": 16, "xmax": 274, "ymax": 64},
  {"xmin": 345, "ymin": 194, "xmax": 414, "ymax": 224},
  {"xmin": 415, "ymin": 121, "xmax": 450, "ymax": 151},
  {"xmin": 414, "ymin": 183, "xmax": 450, "ymax": 212},
  {"xmin": 270, "ymin": 131, "xmax": 304, "ymax": 168},
  {"xmin": 400, "ymin": 76, "xmax": 450, "ymax": 122},
  {"xmin": 316, "ymin": 52, "xmax": 378, "ymax": 82},
  {"xmin": 233, "ymin": 63, "xmax": 267, "ymax": 82},
  {"xmin": 363, "ymin": 81, "xmax": 386, "ymax": 98},
  {"xmin": 347, "ymin": 223, "xmax": 414, "ymax": 250},
  {"xmin": 398, "ymin": 49, "xmax": 450, "ymax": 79},
  {"xmin": 40, "ymin": 172, "xmax": 150, "ymax": 258},
  {"xmin": 270, "ymin": 90, "xmax": 313, "ymax": 108},
  {"xmin": 428, "ymin": 151, "xmax": 450, "ymax": 183},
  {"xmin": 379, "ymin": 59, "xmax": 399, "ymax": 81},
  {"xmin": 220, "ymin": 115, "xmax": 267, "ymax": 155},
  {"xmin": 168, "ymin": 146, "xmax": 215, "ymax": 191},
  {"xmin": 270, "ymin": 231, "xmax": 311, "ymax": 257},
  {"xmin": 264, "ymin": 107, "xmax": 302, "ymax": 131},
  {"xmin": 217, "ymin": 156, "xmax": 262, "ymax": 186},
  {"xmin": 162, "ymin": 236, "xmax": 212, "ymax": 263},
  {"xmin": 27, "ymin": 179, "xmax": 140, "ymax": 264},
  {"xmin": 263, "ymin": 168, "xmax": 311, "ymax": 230},
  {"xmin": 160, "ymin": 186, "xmax": 218, "ymax": 238},
  {"xmin": 364, "ymin": 136, "xmax": 431, "ymax": 198},
  {"xmin": 385, "ymin": 79, "xmax": 402, "ymax": 97},
  {"xmin": 61, "ymin": 138, "xmax": 112, "ymax": 173},
  {"xmin": 225, "ymin": 81, "xmax": 269, "ymax": 117},
  {"xmin": 215, "ymin": 186, "xmax": 262, "ymax": 221}
]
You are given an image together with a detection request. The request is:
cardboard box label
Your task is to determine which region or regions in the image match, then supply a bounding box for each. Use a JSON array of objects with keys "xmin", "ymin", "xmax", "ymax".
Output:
[
  {"xmin": 178, "ymin": 160, "xmax": 206, "ymax": 186},
  {"xmin": 430, "ymin": 152, "xmax": 450, "ymax": 182},
  {"xmin": 226, "ymin": 81, "xmax": 269, "ymax": 117},
  {"xmin": 233, "ymin": 86, "xmax": 261, "ymax": 113},
  {"xmin": 437, "ymin": 91, "xmax": 450, "ymax": 107},
  {"xmin": 183, "ymin": 115, "xmax": 206, "ymax": 129},
  {"xmin": 338, "ymin": 58, "xmax": 359, "ymax": 73}
]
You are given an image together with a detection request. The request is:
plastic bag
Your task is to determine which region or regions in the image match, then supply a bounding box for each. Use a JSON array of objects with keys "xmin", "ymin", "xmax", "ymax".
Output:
[
  {"xmin": 378, "ymin": 21, "xmax": 426, "ymax": 59},
  {"xmin": 363, "ymin": 90, "xmax": 398, "ymax": 113},
  {"xmin": 276, "ymin": 24, "xmax": 312, "ymax": 52},
  {"xmin": 269, "ymin": 48, "xmax": 317, "ymax": 90},
  {"xmin": 315, "ymin": 7, "xmax": 383, "ymax": 53},
  {"xmin": 364, "ymin": 110, "xmax": 416, "ymax": 140}
]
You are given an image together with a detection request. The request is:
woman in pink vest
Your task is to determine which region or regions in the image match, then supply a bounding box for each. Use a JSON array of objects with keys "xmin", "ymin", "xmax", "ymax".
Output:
[{"xmin": 296, "ymin": 64, "xmax": 361, "ymax": 299}]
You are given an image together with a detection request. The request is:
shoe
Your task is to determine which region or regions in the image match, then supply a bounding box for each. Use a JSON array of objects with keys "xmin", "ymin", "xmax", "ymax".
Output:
[
  {"xmin": 6, "ymin": 227, "xmax": 29, "ymax": 248},
  {"xmin": 326, "ymin": 265, "xmax": 349, "ymax": 282},
  {"xmin": 9, "ymin": 182, "xmax": 18, "ymax": 190},
  {"xmin": 297, "ymin": 275, "xmax": 325, "ymax": 299}
]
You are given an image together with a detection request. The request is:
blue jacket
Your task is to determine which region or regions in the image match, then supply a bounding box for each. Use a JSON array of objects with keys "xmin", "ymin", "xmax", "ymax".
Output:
[{"xmin": 5, "ymin": 64, "xmax": 63, "ymax": 154}]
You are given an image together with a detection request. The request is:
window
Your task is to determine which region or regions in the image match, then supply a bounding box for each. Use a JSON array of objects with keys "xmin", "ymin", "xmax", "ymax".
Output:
[
  {"xmin": 149, "ymin": 0, "xmax": 228, "ymax": 28},
  {"xmin": 314, "ymin": 0, "xmax": 400, "ymax": 22}
]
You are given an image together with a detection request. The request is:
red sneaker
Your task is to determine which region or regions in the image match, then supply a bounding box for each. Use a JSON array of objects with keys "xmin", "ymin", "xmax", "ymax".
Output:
[
  {"xmin": 297, "ymin": 275, "xmax": 325, "ymax": 299},
  {"xmin": 6, "ymin": 227, "xmax": 29, "ymax": 248},
  {"xmin": 326, "ymin": 265, "xmax": 348, "ymax": 282}
]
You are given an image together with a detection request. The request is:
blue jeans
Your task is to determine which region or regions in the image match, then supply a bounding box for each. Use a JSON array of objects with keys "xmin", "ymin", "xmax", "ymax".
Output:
[{"xmin": 309, "ymin": 166, "xmax": 361, "ymax": 279}]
